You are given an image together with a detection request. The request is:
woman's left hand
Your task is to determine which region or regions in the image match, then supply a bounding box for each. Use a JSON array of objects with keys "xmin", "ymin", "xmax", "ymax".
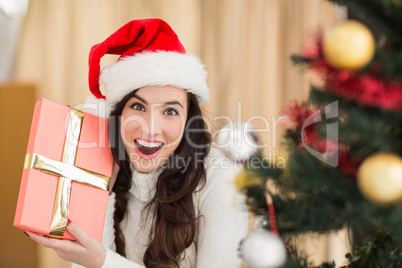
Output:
[{"xmin": 25, "ymin": 221, "xmax": 106, "ymax": 268}]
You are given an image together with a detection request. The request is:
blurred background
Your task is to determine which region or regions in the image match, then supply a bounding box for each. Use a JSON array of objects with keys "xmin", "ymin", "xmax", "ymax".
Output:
[{"xmin": 1, "ymin": 0, "xmax": 348, "ymax": 267}]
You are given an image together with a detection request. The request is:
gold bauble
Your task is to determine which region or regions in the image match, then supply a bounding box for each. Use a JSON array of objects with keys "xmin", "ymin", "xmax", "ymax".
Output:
[
  {"xmin": 323, "ymin": 20, "xmax": 376, "ymax": 70},
  {"xmin": 234, "ymin": 170, "xmax": 262, "ymax": 192},
  {"xmin": 357, "ymin": 153, "xmax": 402, "ymax": 205}
]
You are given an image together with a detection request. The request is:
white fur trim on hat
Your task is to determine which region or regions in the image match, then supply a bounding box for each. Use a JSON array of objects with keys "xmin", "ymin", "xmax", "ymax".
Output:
[
  {"xmin": 80, "ymin": 94, "xmax": 115, "ymax": 119},
  {"xmin": 99, "ymin": 51, "xmax": 210, "ymax": 105}
]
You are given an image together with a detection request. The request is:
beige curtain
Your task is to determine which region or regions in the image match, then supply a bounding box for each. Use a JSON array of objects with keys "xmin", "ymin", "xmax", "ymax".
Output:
[
  {"xmin": 201, "ymin": 0, "xmax": 344, "ymax": 152},
  {"xmin": 14, "ymin": 0, "xmax": 203, "ymax": 105},
  {"xmin": 13, "ymin": 0, "xmax": 348, "ymax": 267}
]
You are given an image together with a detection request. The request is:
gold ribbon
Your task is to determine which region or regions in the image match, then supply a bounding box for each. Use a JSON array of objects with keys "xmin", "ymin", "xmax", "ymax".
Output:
[{"xmin": 23, "ymin": 109, "xmax": 110, "ymax": 238}]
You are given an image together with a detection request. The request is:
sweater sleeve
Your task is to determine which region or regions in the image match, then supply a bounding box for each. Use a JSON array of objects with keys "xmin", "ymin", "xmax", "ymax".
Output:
[
  {"xmin": 71, "ymin": 249, "xmax": 146, "ymax": 268},
  {"xmin": 71, "ymin": 193, "xmax": 145, "ymax": 268},
  {"xmin": 102, "ymin": 193, "xmax": 148, "ymax": 268},
  {"xmin": 196, "ymin": 150, "xmax": 249, "ymax": 268},
  {"xmin": 102, "ymin": 192, "xmax": 117, "ymax": 251},
  {"xmin": 101, "ymin": 193, "xmax": 148, "ymax": 268}
]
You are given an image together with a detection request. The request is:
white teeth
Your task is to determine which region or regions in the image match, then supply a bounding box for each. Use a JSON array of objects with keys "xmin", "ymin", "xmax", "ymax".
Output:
[{"xmin": 136, "ymin": 139, "xmax": 163, "ymax": 148}]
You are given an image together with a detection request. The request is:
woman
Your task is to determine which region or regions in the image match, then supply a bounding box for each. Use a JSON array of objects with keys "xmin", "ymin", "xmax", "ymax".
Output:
[{"xmin": 26, "ymin": 19, "xmax": 248, "ymax": 268}]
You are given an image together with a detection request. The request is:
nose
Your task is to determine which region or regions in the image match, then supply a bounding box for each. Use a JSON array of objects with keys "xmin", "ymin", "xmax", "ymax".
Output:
[{"xmin": 143, "ymin": 108, "xmax": 162, "ymax": 138}]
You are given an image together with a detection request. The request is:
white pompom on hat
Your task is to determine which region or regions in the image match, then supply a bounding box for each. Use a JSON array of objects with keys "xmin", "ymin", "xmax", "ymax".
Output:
[{"xmin": 87, "ymin": 18, "xmax": 210, "ymax": 116}]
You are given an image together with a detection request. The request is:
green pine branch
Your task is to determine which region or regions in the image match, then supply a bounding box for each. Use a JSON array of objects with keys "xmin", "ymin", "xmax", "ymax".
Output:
[
  {"xmin": 326, "ymin": 0, "xmax": 402, "ymax": 47},
  {"xmin": 241, "ymin": 3, "xmax": 402, "ymax": 266},
  {"xmin": 309, "ymin": 86, "xmax": 402, "ymax": 158},
  {"xmin": 341, "ymin": 230, "xmax": 399, "ymax": 268},
  {"xmin": 242, "ymin": 85, "xmax": 402, "ymax": 242}
]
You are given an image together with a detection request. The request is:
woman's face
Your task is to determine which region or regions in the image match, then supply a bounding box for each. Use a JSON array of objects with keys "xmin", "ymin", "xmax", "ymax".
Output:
[{"xmin": 120, "ymin": 85, "xmax": 188, "ymax": 173}]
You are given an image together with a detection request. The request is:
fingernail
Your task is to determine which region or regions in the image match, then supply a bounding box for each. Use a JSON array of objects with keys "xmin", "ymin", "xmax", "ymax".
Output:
[
  {"xmin": 23, "ymin": 231, "xmax": 30, "ymax": 237},
  {"xmin": 67, "ymin": 219, "xmax": 71, "ymax": 226}
]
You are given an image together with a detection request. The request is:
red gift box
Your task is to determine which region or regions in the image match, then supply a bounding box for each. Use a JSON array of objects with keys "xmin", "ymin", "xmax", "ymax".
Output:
[{"xmin": 14, "ymin": 98, "xmax": 113, "ymax": 242}]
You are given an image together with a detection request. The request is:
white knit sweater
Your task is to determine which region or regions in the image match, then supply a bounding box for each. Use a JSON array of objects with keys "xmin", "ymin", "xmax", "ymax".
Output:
[{"xmin": 72, "ymin": 148, "xmax": 248, "ymax": 268}]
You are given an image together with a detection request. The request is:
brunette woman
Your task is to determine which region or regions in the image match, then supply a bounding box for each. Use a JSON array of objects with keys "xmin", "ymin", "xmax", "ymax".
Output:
[{"xmin": 26, "ymin": 19, "xmax": 248, "ymax": 268}]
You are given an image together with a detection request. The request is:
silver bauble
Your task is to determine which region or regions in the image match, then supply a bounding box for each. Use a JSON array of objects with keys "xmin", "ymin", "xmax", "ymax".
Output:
[
  {"xmin": 215, "ymin": 122, "xmax": 259, "ymax": 163},
  {"xmin": 240, "ymin": 230, "xmax": 287, "ymax": 268}
]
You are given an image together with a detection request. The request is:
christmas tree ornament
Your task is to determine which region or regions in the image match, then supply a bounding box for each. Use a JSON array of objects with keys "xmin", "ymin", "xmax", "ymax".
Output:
[
  {"xmin": 215, "ymin": 122, "xmax": 259, "ymax": 163},
  {"xmin": 234, "ymin": 170, "xmax": 263, "ymax": 192},
  {"xmin": 266, "ymin": 192, "xmax": 280, "ymax": 236},
  {"xmin": 239, "ymin": 230, "xmax": 287, "ymax": 268},
  {"xmin": 357, "ymin": 153, "xmax": 402, "ymax": 205},
  {"xmin": 322, "ymin": 20, "xmax": 375, "ymax": 70},
  {"xmin": 251, "ymin": 215, "xmax": 270, "ymax": 232},
  {"xmin": 306, "ymin": 60, "xmax": 402, "ymax": 113}
]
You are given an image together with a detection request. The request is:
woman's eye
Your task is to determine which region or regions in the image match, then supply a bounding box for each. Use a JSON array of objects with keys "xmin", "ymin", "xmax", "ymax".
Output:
[
  {"xmin": 130, "ymin": 103, "xmax": 145, "ymax": 111},
  {"xmin": 164, "ymin": 108, "xmax": 179, "ymax": 116}
]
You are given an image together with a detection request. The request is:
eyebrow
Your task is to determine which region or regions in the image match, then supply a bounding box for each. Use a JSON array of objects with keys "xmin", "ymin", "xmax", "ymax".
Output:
[
  {"xmin": 132, "ymin": 94, "xmax": 148, "ymax": 105},
  {"xmin": 162, "ymin": 101, "xmax": 184, "ymax": 109},
  {"xmin": 132, "ymin": 94, "xmax": 184, "ymax": 109}
]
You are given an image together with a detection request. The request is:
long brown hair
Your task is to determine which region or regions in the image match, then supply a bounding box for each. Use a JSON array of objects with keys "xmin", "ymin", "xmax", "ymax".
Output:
[{"xmin": 109, "ymin": 89, "xmax": 211, "ymax": 267}]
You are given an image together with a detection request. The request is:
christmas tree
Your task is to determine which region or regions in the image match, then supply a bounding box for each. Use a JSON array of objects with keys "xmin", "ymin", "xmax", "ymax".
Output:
[{"xmin": 235, "ymin": 0, "xmax": 402, "ymax": 267}]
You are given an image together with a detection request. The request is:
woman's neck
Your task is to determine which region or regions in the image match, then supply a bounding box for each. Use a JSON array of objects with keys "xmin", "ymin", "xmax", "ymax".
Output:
[{"xmin": 128, "ymin": 162, "xmax": 163, "ymax": 202}]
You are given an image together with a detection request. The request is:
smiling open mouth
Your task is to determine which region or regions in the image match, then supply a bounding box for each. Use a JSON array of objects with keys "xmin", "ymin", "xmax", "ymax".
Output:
[{"xmin": 134, "ymin": 139, "xmax": 164, "ymax": 157}]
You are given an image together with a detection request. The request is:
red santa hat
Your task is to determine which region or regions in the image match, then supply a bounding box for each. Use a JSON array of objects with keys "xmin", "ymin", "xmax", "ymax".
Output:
[{"xmin": 87, "ymin": 18, "xmax": 209, "ymax": 115}]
